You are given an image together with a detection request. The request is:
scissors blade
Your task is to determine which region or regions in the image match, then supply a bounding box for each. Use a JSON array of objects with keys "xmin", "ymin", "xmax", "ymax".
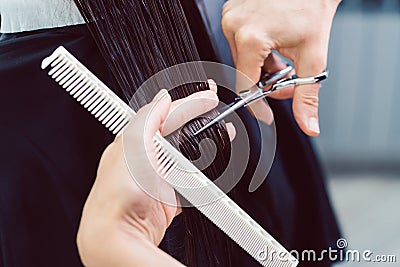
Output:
[
  {"xmin": 193, "ymin": 66, "xmax": 293, "ymax": 136},
  {"xmin": 194, "ymin": 69, "xmax": 328, "ymax": 136},
  {"xmin": 193, "ymin": 98, "xmax": 249, "ymax": 136}
]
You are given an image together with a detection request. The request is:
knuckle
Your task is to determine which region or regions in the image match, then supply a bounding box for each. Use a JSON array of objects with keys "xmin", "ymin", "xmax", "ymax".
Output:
[
  {"xmin": 301, "ymin": 94, "xmax": 319, "ymax": 108},
  {"xmin": 221, "ymin": 11, "xmax": 239, "ymax": 34},
  {"xmin": 331, "ymin": 0, "xmax": 342, "ymax": 6},
  {"xmin": 222, "ymin": 2, "xmax": 230, "ymax": 10},
  {"xmin": 235, "ymin": 27, "xmax": 263, "ymax": 48},
  {"xmin": 310, "ymin": 52, "xmax": 328, "ymax": 71},
  {"xmin": 222, "ymin": 2, "xmax": 231, "ymax": 16}
]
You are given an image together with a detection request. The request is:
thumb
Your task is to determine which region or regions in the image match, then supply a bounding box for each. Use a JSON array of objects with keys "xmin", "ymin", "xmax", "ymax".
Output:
[
  {"xmin": 144, "ymin": 89, "xmax": 172, "ymax": 137},
  {"xmin": 129, "ymin": 89, "xmax": 172, "ymax": 141},
  {"xmin": 292, "ymin": 44, "xmax": 327, "ymax": 137}
]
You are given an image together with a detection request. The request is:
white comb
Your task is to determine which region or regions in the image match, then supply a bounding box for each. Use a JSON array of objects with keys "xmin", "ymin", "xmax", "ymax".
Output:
[
  {"xmin": 42, "ymin": 46, "xmax": 298, "ymax": 267},
  {"xmin": 41, "ymin": 46, "xmax": 134, "ymax": 135}
]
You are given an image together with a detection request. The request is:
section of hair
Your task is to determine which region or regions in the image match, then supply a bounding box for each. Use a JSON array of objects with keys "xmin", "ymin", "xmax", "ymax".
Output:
[
  {"xmin": 74, "ymin": 0, "xmax": 204, "ymax": 100},
  {"xmin": 73, "ymin": 0, "xmax": 233, "ymax": 266},
  {"xmin": 166, "ymin": 116, "xmax": 233, "ymax": 267}
]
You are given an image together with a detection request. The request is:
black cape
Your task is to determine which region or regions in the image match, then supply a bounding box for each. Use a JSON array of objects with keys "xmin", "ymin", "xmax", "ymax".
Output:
[{"xmin": 0, "ymin": 1, "xmax": 341, "ymax": 266}]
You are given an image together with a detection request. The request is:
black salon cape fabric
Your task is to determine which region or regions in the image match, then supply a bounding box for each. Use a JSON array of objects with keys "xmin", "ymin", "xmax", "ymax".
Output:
[
  {"xmin": 162, "ymin": 2, "xmax": 342, "ymax": 267},
  {"xmin": 0, "ymin": 2, "xmax": 341, "ymax": 267},
  {"xmin": 0, "ymin": 26, "xmax": 116, "ymax": 266}
]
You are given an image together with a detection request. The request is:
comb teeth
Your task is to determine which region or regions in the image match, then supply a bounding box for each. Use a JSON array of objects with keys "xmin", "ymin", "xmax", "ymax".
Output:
[
  {"xmin": 42, "ymin": 47, "xmax": 134, "ymax": 135},
  {"xmin": 154, "ymin": 137, "xmax": 178, "ymax": 178},
  {"xmin": 42, "ymin": 46, "xmax": 298, "ymax": 267},
  {"xmin": 153, "ymin": 135, "xmax": 298, "ymax": 267}
]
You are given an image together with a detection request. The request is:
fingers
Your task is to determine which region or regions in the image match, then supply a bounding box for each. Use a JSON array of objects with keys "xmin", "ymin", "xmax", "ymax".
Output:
[
  {"xmin": 126, "ymin": 82, "xmax": 231, "ymax": 141},
  {"xmin": 246, "ymin": 100, "xmax": 274, "ymax": 126},
  {"xmin": 262, "ymin": 53, "xmax": 287, "ymax": 74},
  {"xmin": 162, "ymin": 90, "xmax": 219, "ymax": 136},
  {"xmin": 207, "ymin": 79, "xmax": 217, "ymax": 93},
  {"xmin": 269, "ymin": 85, "xmax": 295, "ymax": 100},
  {"xmin": 225, "ymin": 122, "xmax": 236, "ymax": 141},
  {"xmin": 126, "ymin": 79, "xmax": 220, "ymax": 139},
  {"xmin": 291, "ymin": 43, "xmax": 327, "ymax": 136},
  {"xmin": 144, "ymin": 89, "xmax": 173, "ymax": 136},
  {"xmin": 234, "ymin": 26, "xmax": 273, "ymax": 88},
  {"xmin": 262, "ymin": 53, "xmax": 295, "ymax": 100},
  {"xmin": 222, "ymin": 8, "xmax": 273, "ymax": 90},
  {"xmin": 125, "ymin": 89, "xmax": 172, "ymax": 142},
  {"xmin": 221, "ymin": 2, "xmax": 238, "ymax": 64}
]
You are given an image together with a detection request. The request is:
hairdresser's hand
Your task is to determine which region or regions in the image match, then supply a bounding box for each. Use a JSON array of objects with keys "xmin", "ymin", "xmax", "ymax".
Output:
[
  {"xmin": 77, "ymin": 85, "xmax": 227, "ymax": 267},
  {"xmin": 162, "ymin": 80, "xmax": 236, "ymax": 140},
  {"xmin": 222, "ymin": 0, "xmax": 341, "ymax": 136}
]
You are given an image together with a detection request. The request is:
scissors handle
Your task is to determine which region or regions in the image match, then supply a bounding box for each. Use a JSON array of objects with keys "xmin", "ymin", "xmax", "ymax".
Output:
[
  {"xmin": 194, "ymin": 69, "xmax": 328, "ymax": 136},
  {"xmin": 272, "ymin": 70, "xmax": 328, "ymax": 91},
  {"xmin": 236, "ymin": 65, "xmax": 294, "ymax": 105},
  {"xmin": 257, "ymin": 65, "xmax": 294, "ymax": 88}
]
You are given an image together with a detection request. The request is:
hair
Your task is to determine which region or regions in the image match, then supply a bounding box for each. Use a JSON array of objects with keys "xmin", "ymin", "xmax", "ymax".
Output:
[{"xmin": 73, "ymin": 0, "xmax": 234, "ymax": 265}]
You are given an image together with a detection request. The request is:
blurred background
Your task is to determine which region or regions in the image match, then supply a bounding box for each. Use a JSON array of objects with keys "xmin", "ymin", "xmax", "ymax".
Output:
[
  {"xmin": 316, "ymin": 1, "xmax": 400, "ymax": 266},
  {"xmin": 199, "ymin": 0, "xmax": 400, "ymax": 265}
]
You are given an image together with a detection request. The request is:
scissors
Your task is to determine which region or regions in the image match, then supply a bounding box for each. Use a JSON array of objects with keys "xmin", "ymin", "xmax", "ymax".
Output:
[{"xmin": 194, "ymin": 66, "xmax": 328, "ymax": 135}]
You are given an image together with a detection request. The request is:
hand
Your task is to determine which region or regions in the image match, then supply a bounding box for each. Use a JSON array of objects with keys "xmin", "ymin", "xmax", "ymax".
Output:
[
  {"xmin": 222, "ymin": 0, "xmax": 341, "ymax": 136},
  {"xmin": 77, "ymin": 83, "xmax": 233, "ymax": 267}
]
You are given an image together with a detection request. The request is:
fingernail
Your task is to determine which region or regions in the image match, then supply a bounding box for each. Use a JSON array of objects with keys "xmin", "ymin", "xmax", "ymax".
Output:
[
  {"xmin": 308, "ymin": 117, "xmax": 320, "ymax": 134},
  {"xmin": 153, "ymin": 89, "xmax": 169, "ymax": 101},
  {"xmin": 207, "ymin": 79, "xmax": 217, "ymax": 91},
  {"xmin": 207, "ymin": 79, "xmax": 217, "ymax": 86}
]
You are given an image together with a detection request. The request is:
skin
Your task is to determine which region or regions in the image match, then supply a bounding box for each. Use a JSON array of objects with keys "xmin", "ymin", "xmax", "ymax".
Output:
[
  {"xmin": 221, "ymin": 0, "xmax": 342, "ymax": 136},
  {"xmin": 78, "ymin": 1, "xmax": 342, "ymax": 264},
  {"xmin": 77, "ymin": 84, "xmax": 234, "ymax": 267}
]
